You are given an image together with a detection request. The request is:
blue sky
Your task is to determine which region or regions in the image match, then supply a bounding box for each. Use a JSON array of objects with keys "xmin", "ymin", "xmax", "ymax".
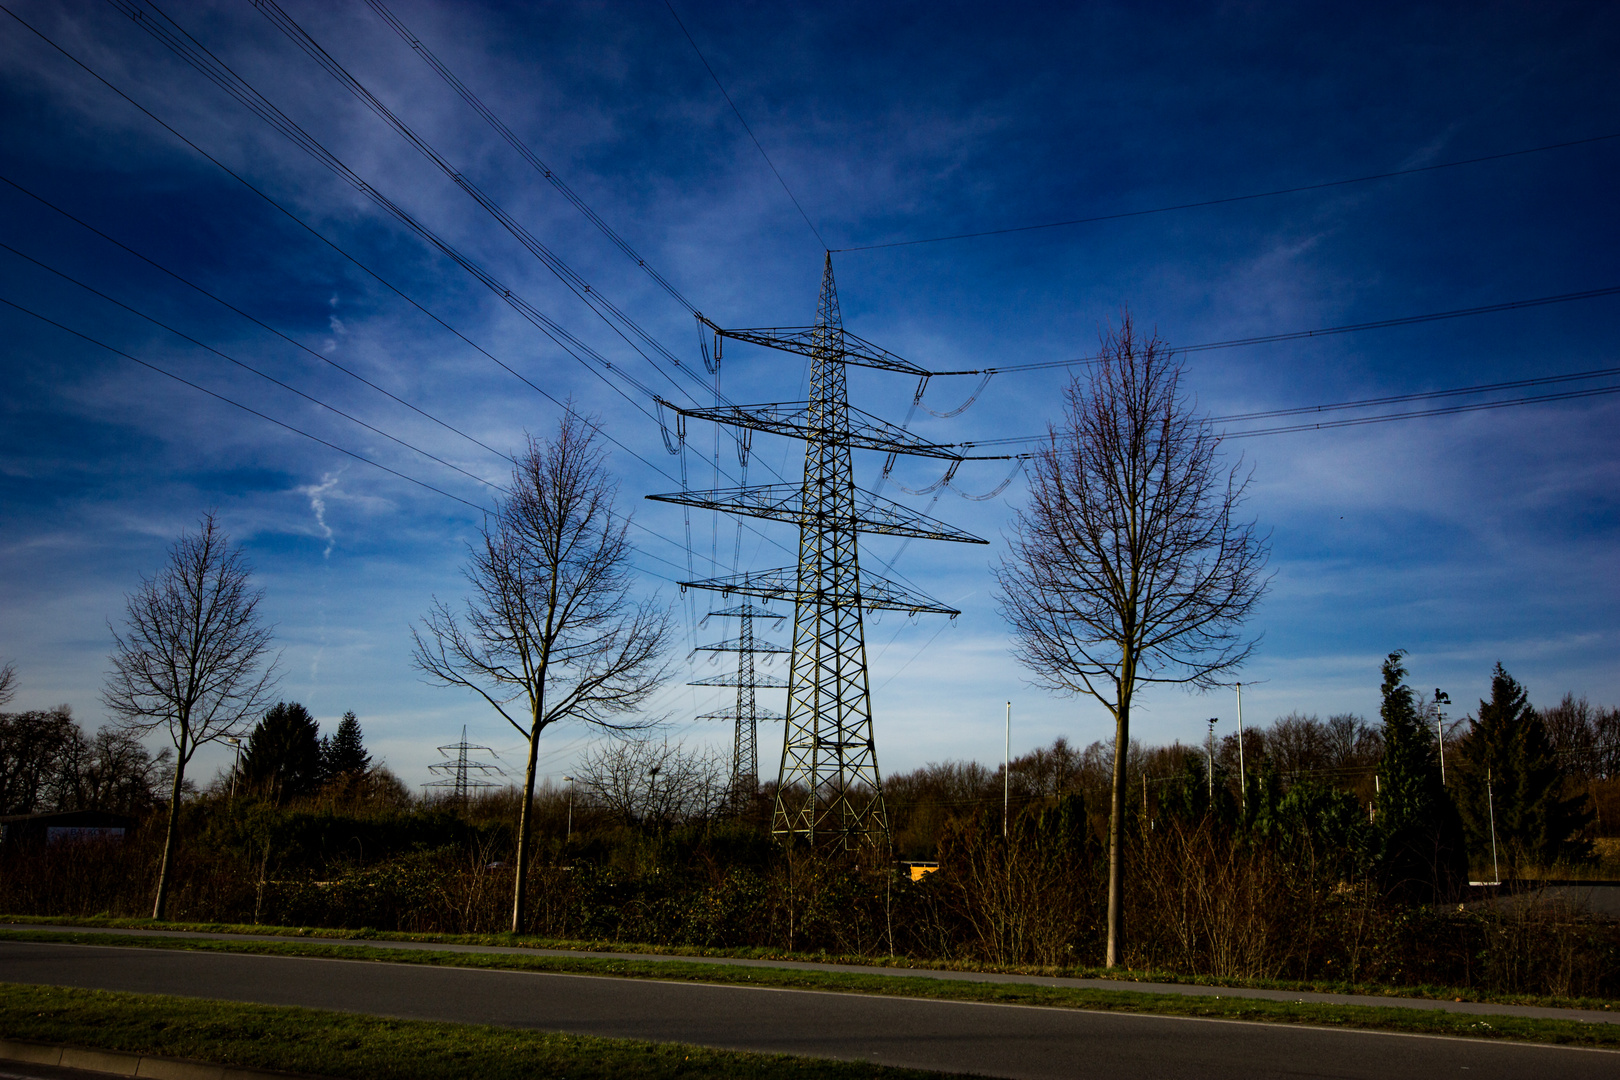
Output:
[{"xmin": 1, "ymin": 0, "xmax": 1616, "ymax": 789}]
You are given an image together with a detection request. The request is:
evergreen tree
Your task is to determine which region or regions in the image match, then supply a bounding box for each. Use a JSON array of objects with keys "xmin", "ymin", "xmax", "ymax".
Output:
[
  {"xmin": 1261, "ymin": 779, "xmax": 1373, "ymax": 883},
  {"xmin": 1454, "ymin": 664, "xmax": 1591, "ymax": 874},
  {"xmin": 238, "ymin": 701, "xmax": 321, "ymax": 803},
  {"xmin": 1374, "ymin": 651, "xmax": 1465, "ymax": 899},
  {"xmin": 320, "ymin": 710, "xmax": 371, "ymax": 780}
]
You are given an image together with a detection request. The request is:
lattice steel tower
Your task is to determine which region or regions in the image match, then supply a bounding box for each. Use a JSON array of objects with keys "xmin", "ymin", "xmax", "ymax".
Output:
[
  {"xmin": 649, "ymin": 256, "xmax": 989, "ymax": 846},
  {"xmin": 423, "ymin": 726, "xmax": 503, "ymax": 803},
  {"xmin": 688, "ymin": 603, "xmax": 787, "ymax": 807}
]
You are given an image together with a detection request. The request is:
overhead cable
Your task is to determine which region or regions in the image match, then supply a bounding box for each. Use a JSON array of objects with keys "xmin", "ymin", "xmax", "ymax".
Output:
[
  {"xmin": 143, "ymin": 0, "xmax": 784, "ymax": 490},
  {"xmin": 1, "ymin": 252, "xmax": 736, "ymax": 584},
  {"xmin": 0, "ymin": 7, "xmax": 803, "ymax": 572},
  {"xmin": 1220, "ymin": 383, "xmax": 1620, "ymax": 439},
  {"xmin": 941, "ymin": 285, "xmax": 1620, "ymax": 377},
  {"xmin": 102, "ymin": 0, "xmax": 684, "ymax": 413},
  {"xmin": 912, "ymin": 371, "xmax": 994, "ymax": 417},
  {"xmin": 960, "ymin": 365, "xmax": 1620, "ymax": 449},
  {"xmin": 0, "ymin": 294, "xmax": 492, "ymax": 513},
  {"xmin": 1216, "ymin": 364, "xmax": 1620, "ymax": 423},
  {"xmin": 950, "ymin": 457, "xmax": 1026, "ymax": 501},
  {"xmin": 246, "ymin": 0, "xmax": 719, "ymax": 408},
  {"xmin": 0, "ymin": 240, "xmax": 505, "ymax": 493},
  {"xmin": 360, "ymin": 0, "xmax": 699, "ymax": 314},
  {"xmin": 833, "ymin": 131, "xmax": 1620, "ymax": 252},
  {"xmin": 662, "ymin": 0, "xmax": 827, "ymax": 251},
  {"xmin": 0, "ymin": 173, "xmax": 511, "ymax": 466}
]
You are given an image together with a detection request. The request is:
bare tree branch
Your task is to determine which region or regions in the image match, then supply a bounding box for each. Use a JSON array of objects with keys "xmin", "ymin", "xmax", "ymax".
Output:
[
  {"xmin": 0, "ymin": 661, "xmax": 16, "ymax": 708},
  {"xmin": 102, "ymin": 513, "xmax": 279, "ymax": 918},
  {"xmin": 412, "ymin": 411, "xmax": 674, "ymax": 932},
  {"xmin": 574, "ymin": 736, "xmax": 730, "ymax": 826},
  {"xmin": 994, "ymin": 313, "xmax": 1270, "ymax": 968}
]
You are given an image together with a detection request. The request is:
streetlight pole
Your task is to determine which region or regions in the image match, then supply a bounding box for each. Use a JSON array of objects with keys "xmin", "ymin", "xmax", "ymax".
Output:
[
  {"xmin": 1487, "ymin": 767, "xmax": 1500, "ymax": 885},
  {"xmin": 1235, "ymin": 683, "xmax": 1246, "ymax": 810},
  {"xmin": 1206, "ymin": 718, "xmax": 1219, "ymax": 804},
  {"xmin": 1434, "ymin": 689, "xmax": 1451, "ymax": 785},
  {"xmin": 227, "ymin": 736, "xmax": 243, "ymax": 801},
  {"xmin": 1003, "ymin": 701, "xmax": 1011, "ymax": 840},
  {"xmin": 563, "ymin": 775, "xmax": 575, "ymax": 842},
  {"xmin": 647, "ymin": 765, "xmax": 661, "ymax": 828}
]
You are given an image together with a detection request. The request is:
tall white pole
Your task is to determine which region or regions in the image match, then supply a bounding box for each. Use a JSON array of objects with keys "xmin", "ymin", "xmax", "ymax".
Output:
[
  {"xmin": 1003, "ymin": 701, "xmax": 1011, "ymax": 839},
  {"xmin": 1206, "ymin": 718, "xmax": 1218, "ymax": 803},
  {"xmin": 227, "ymin": 737, "xmax": 242, "ymax": 801},
  {"xmin": 1435, "ymin": 689, "xmax": 1450, "ymax": 785},
  {"xmin": 1236, "ymin": 683, "xmax": 1246, "ymax": 810},
  {"xmin": 1487, "ymin": 767, "xmax": 1500, "ymax": 885}
]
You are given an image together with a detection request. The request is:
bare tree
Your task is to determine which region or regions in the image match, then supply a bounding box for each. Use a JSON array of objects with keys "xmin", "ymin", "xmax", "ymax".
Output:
[
  {"xmin": 0, "ymin": 661, "xmax": 16, "ymax": 707},
  {"xmin": 413, "ymin": 413, "xmax": 673, "ymax": 933},
  {"xmin": 574, "ymin": 736, "xmax": 730, "ymax": 826},
  {"xmin": 0, "ymin": 706, "xmax": 79, "ymax": 815},
  {"xmin": 994, "ymin": 314, "xmax": 1269, "ymax": 968},
  {"xmin": 103, "ymin": 513, "xmax": 279, "ymax": 918}
]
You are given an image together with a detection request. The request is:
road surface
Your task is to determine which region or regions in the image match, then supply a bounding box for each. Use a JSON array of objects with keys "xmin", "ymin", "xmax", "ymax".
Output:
[{"xmin": 2, "ymin": 940, "xmax": 1615, "ymax": 1079}]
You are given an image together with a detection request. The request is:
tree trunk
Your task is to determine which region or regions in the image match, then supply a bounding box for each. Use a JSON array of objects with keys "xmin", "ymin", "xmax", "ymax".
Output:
[
  {"xmin": 510, "ymin": 711, "xmax": 543, "ymax": 934},
  {"xmin": 152, "ymin": 736, "xmax": 187, "ymax": 920},
  {"xmin": 1105, "ymin": 693, "xmax": 1130, "ymax": 967}
]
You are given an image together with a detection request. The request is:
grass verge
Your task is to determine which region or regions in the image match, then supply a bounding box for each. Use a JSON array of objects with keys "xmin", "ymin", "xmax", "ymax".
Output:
[
  {"xmin": 4, "ymin": 912, "xmax": 1614, "ymax": 1013},
  {"xmin": 2, "ymin": 928, "xmax": 1617, "ymax": 1048},
  {"xmin": 0, "ymin": 982, "xmax": 952, "ymax": 1079}
]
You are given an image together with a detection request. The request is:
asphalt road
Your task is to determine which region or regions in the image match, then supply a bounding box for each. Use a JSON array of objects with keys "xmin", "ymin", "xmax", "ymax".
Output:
[
  {"xmin": 11, "ymin": 924, "xmax": 1614, "ymax": 1025},
  {"xmin": 2, "ymin": 941, "xmax": 1616, "ymax": 1080}
]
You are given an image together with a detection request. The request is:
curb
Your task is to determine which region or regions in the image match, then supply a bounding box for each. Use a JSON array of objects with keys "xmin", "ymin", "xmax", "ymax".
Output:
[{"xmin": 0, "ymin": 1039, "xmax": 323, "ymax": 1080}]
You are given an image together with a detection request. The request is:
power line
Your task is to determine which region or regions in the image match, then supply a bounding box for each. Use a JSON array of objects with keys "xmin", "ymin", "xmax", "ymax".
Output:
[
  {"xmin": 833, "ymin": 130, "xmax": 1620, "ymax": 252},
  {"xmin": 1214, "ymin": 365, "xmax": 1620, "ymax": 424},
  {"xmin": 0, "ymin": 294, "xmax": 492, "ymax": 513},
  {"xmin": 1220, "ymin": 382, "xmax": 1620, "ymax": 439},
  {"xmin": 0, "ymin": 241, "xmax": 505, "ymax": 495},
  {"xmin": 111, "ymin": 0, "xmax": 795, "ymax": 505},
  {"xmin": 662, "ymin": 0, "xmax": 827, "ymax": 251},
  {"xmin": 33, "ymin": 3, "xmax": 955, "ymax": 597},
  {"xmin": 0, "ymin": 172, "xmax": 512, "ymax": 466},
  {"xmin": 7, "ymin": 1, "xmax": 847, "ymax": 673},
  {"xmin": 10, "ymin": 0, "xmax": 965, "ymax": 631},
  {"xmin": 0, "ymin": 2, "xmax": 658, "ymax": 458},
  {"xmin": 360, "ymin": 0, "xmax": 699, "ymax": 315},
  {"xmin": 0, "ymin": 4, "xmax": 796, "ymax": 560},
  {"xmin": 960, "ymin": 366, "xmax": 1620, "ymax": 449},
  {"xmin": 947, "ymin": 284, "xmax": 1620, "ymax": 376},
  {"xmin": 245, "ymin": 0, "xmax": 722, "ymax": 411},
  {"xmin": 103, "ymin": 0, "xmax": 685, "ymax": 417},
  {"xmin": 0, "ymin": 202, "xmax": 765, "ymax": 595},
  {"xmin": 0, "ymin": 193, "xmax": 749, "ymax": 586},
  {"xmin": 1, "ymin": 275, "xmax": 703, "ymax": 587}
]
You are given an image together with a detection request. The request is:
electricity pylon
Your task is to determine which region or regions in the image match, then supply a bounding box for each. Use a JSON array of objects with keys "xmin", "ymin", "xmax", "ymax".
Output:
[
  {"xmin": 689, "ymin": 603, "xmax": 787, "ymax": 808},
  {"xmin": 649, "ymin": 255, "xmax": 991, "ymax": 847},
  {"xmin": 423, "ymin": 726, "xmax": 502, "ymax": 803}
]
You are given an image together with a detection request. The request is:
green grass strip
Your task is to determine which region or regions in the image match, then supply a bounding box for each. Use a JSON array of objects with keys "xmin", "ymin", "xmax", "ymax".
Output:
[
  {"xmin": 3, "ymin": 929, "xmax": 1617, "ymax": 1048},
  {"xmin": 5, "ymin": 912, "xmax": 1613, "ymax": 1012},
  {"xmin": 0, "ymin": 982, "xmax": 951, "ymax": 1079}
]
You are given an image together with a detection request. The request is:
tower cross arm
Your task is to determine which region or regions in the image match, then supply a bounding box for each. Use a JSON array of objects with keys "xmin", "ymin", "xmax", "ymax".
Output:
[
  {"xmin": 691, "ymin": 637, "xmax": 791, "ymax": 655},
  {"xmin": 697, "ymin": 705, "xmax": 785, "ymax": 722},
  {"xmin": 679, "ymin": 566, "xmax": 960, "ymax": 617},
  {"xmin": 689, "ymin": 671, "xmax": 790, "ymax": 688},
  {"xmin": 657, "ymin": 399, "xmax": 1000, "ymax": 460},
  {"xmin": 647, "ymin": 483, "xmax": 988, "ymax": 544},
  {"xmin": 695, "ymin": 316, "xmax": 932, "ymax": 377}
]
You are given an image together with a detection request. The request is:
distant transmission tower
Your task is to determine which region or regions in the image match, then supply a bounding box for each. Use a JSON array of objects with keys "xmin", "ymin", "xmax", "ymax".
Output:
[
  {"xmin": 689, "ymin": 603, "xmax": 788, "ymax": 808},
  {"xmin": 423, "ymin": 726, "xmax": 503, "ymax": 803},
  {"xmin": 650, "ymin": 255, "xmax": 991, "ymax": 847}
]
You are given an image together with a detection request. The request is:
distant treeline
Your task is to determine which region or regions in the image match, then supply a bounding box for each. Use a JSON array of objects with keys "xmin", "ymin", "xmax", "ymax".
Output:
[{"xmin": 2, "ymin": 657, "xmax": 1618, "ymax": 996}]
